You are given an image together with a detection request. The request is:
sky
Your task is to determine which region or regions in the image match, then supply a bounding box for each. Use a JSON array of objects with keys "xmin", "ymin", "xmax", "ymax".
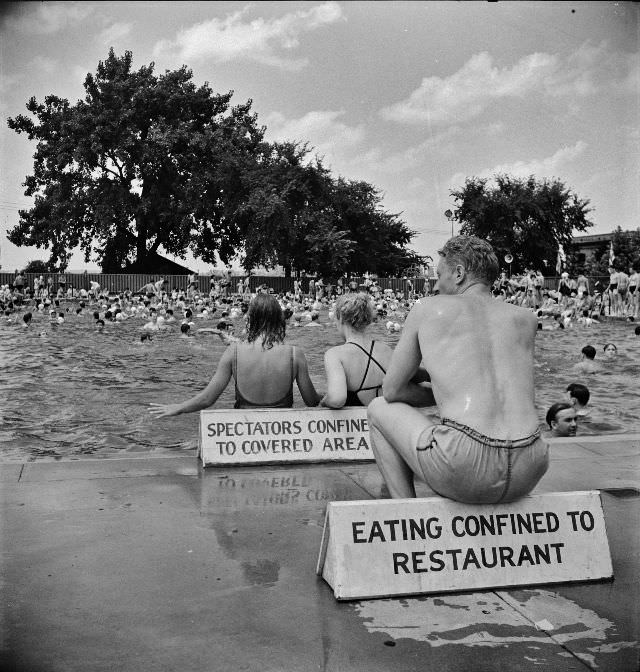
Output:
[{"xmin": 0, "ymin": 1, "xmax": 638, "ymax": 273}]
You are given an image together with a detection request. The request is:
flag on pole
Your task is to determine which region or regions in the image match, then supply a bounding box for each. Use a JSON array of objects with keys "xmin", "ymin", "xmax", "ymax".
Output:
[
  {"xmin": 556, "ymin": 245, "xmax": 566, "ymax": 274},
  {"xmin": 608, "ymin": 241, "xmax": 615, "ymax": 267}
]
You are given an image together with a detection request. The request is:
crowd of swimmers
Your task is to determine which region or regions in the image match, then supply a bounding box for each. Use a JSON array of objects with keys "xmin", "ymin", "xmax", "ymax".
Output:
[{"xmin": 3, "ymin": 256, "xmax": 638, "ymax": 441}]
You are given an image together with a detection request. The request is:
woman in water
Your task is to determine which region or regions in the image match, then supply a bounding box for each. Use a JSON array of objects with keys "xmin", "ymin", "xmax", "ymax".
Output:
[
  {"xmin": 320, "ymin": 292, "xmax": 396, "ymax": 408},
  {"xmin": 149, "ymin": 294, "xmax": 320, "ymax": 417}
]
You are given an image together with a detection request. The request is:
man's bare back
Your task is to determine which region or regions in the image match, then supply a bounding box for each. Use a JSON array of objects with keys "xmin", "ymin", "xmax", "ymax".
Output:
[{"xmin": 415, "ymin": 294, "xmax": 539, "ymax": 439}]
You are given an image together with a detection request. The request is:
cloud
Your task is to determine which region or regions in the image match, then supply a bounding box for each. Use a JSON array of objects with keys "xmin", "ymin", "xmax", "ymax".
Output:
[
  {"xmin": 99, "ymin": 22, "xmax": 132, "ymax": 46},
  {"xmin": 264, "ymin": 110, "xmax": 365, "ymax": 161},
  {"xmin": 3, "ymin": 2, "xmax": 92, "ymax": 34},
  {"xmin": 30, "ymin": 56, "xmax": 58, "ymax": 75},
  {"xmin": 448, "ymin": 141, "xmax": 588, "ymax": 189},
  {"xmin": 381, "ymin": 51, "xmax": 558, "ymax": 125},
  {"xmin": 381, "ymin": 42, "xmax": 638, "ymax": 126},
  {"xmin": 335, "ymin": 125, "xmax": 463, "ymax": 179},
  {"xmin": 153, "ymin": 1, "xmax": 343, "ymax": 70}
]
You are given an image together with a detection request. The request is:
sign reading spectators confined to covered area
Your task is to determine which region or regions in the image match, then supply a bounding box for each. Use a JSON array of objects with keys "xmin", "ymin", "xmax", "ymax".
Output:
[
  {"xmin": 199, "ymin": 408, "xmax": 373, "ymax": 467},
  {"xmin": 316, "ymin": 491, "xmax": 612, "ymax": 600}
]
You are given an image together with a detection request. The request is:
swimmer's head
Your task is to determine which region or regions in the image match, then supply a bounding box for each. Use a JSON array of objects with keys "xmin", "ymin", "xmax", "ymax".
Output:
[
  {"xmin": 333, "ymin": 292, "xmax": 375, "ymax": 331},
  {"xmin": 603, "ymin": 343, "xmax": 617, "ymax": 358},
  {"xmin": 23, "ymin": 312, "xmax": 32, "ymax": 324},
  {"xmin": 96, "ymin": 319, "xmax": 105, "ymax": 329},
  {"xmin": 437, "ymin": 235, "xmax": 499, "ymax": 292},
  {"xmin": 581, "ymin": 345, "xmax": 596, "ymax": 360},
  {"xmin": 635, "ymin": 326, "xmax": 640, "ymax": 336},
  {"xmin": 566, "ymin": 383, "xmax": 590, "ymax": 407},
  {"xmin": 546, "ymin": 402, "xmax": 577, "ymax": 436},
  {"xmin": 141, "ymin": 333, "xmax": 152, "ymax": 342},
  {"xmin": 180, "ymin": 323, "xmax": 190, "ymax": 335}
]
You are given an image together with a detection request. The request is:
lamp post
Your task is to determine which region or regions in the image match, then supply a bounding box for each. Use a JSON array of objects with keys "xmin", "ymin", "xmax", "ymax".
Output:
[
  {"xmin": 505, "ymin": 254, "xmax": 513, "ymax": 278},
  {"xmin": 444, "ymin": 209, "xmax": 453, "ymax": 237}
]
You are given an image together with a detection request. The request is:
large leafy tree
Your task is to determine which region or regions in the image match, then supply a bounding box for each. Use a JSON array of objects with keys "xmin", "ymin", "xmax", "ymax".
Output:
[
  {"xmin": 8, "ymin": 49, "xmax": 266, "ymax": 271},
  {"xmin": 450, "ymin": 174, "xmax": 593, "ymax": 275},
  {"xmin": 9, "ymin": 49, "xmax": 424, "ymax": 276},
  {"xmin": 235, "ymin": 142, "xmax": 423, "ymax": 277},
  {"xmin": 328, "ymin": 178, "xmax": 424, "ymax": 277},
  {"xmin": 234, "ymin": 141, "xmax": 344, "ymax": 276}
]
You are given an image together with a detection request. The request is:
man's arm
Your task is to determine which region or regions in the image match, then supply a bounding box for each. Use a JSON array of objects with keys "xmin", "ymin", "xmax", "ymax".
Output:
[{"xmin": 383, "ymin": 302, "xmax": 436, "ymax": 407}]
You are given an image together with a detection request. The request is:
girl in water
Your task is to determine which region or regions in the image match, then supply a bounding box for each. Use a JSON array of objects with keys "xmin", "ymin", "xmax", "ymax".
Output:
[{"xmin": 149, "ymin": 294, "xmax": 320, "ymax": 417}]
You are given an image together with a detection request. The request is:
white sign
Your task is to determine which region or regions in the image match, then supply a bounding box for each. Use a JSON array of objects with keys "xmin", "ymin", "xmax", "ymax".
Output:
[
  {"xmin": 316, "ymin": 491, "xmax": 613, "ymax": 600},
  {"xmin": 199, "ymin": 407, "xmax": 373, "ymax": 467}
]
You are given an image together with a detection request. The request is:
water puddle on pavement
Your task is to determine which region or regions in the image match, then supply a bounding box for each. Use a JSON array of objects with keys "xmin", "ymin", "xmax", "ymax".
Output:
[{"xmin": 354, "ymin": 589, "xmax": 637, "ymax": 662}]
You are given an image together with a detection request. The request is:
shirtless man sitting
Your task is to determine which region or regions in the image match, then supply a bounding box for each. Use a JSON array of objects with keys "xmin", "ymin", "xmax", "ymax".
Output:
[{"xmin": 367, "ymin": 235, "xmax": 548, "ymax": 504}]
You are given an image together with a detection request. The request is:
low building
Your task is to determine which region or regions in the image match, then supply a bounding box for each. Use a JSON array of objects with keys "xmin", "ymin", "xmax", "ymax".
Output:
[{"xmin": 570, "ymin": 232, "xmax": 613, "ymax": 265}]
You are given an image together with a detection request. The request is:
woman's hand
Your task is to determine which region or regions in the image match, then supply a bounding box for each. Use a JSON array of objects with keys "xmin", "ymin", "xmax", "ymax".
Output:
[{"xmin": 148, "ymin": 403, "xmax": 182, "ymax": 418}]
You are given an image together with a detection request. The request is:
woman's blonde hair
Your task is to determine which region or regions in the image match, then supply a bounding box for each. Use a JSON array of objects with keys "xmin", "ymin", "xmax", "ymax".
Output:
[{"xmin": 334, "ymin": 292, "xmax": 375, "ymax": 331}]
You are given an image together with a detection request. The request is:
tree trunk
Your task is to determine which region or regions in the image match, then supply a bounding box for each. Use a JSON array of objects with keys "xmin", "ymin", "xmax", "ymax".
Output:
[{"xmin": 135, "ymin": 213, "xmax": 148, "ymax": 264}]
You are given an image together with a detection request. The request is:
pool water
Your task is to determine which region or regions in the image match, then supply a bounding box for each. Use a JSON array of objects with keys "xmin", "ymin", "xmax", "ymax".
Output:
[{"xmin": 1, "ymin": 311, "xmax": 638, "ymax": 461}]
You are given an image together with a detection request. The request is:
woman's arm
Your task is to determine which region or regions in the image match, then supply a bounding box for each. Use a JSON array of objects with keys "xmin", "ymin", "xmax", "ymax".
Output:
[
  {"xmin": 320, "ymin": 347, "xmax": 348, "ymax": 408},
  {"xmin": 293, "ymin": 347, "xmax": 321, "ymax": 407},
  {"xmin": 149, "ymin": 346, "xmax": 234, "ymax": 418}
]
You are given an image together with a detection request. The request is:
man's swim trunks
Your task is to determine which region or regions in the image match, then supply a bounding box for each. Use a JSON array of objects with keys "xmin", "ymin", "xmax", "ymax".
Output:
[{"xmin": 415, "ymin": 418, "xmax": 548, "ymax": 504}]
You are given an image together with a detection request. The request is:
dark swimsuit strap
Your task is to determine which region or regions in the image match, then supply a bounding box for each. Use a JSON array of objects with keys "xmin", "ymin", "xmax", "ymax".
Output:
[{"xmin": 348, "ymin": 341, "xmax": 386, "ymax": 393}]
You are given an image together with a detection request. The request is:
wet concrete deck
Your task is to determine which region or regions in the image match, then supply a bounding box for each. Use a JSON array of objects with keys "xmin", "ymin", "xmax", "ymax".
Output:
[{"xmin": 1, "ymin": 436, "xmax": 639, "ymax": 672}]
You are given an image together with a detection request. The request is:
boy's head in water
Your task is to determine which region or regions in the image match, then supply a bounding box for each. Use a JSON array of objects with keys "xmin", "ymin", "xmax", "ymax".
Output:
[
  {"xmin": 566, "ymin": 383, "xmax": 590, "ymax": 415},
  {"xmin": 180, "ymin": 323, "xmax": 191, "ymax": 336},
  {"xmin": 581, "ymin": 345, "xmax": 596, "ymax": 360},
  {"xmin": 141, "ymin": 333, "xmax": 153, "ymax": 342}
]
